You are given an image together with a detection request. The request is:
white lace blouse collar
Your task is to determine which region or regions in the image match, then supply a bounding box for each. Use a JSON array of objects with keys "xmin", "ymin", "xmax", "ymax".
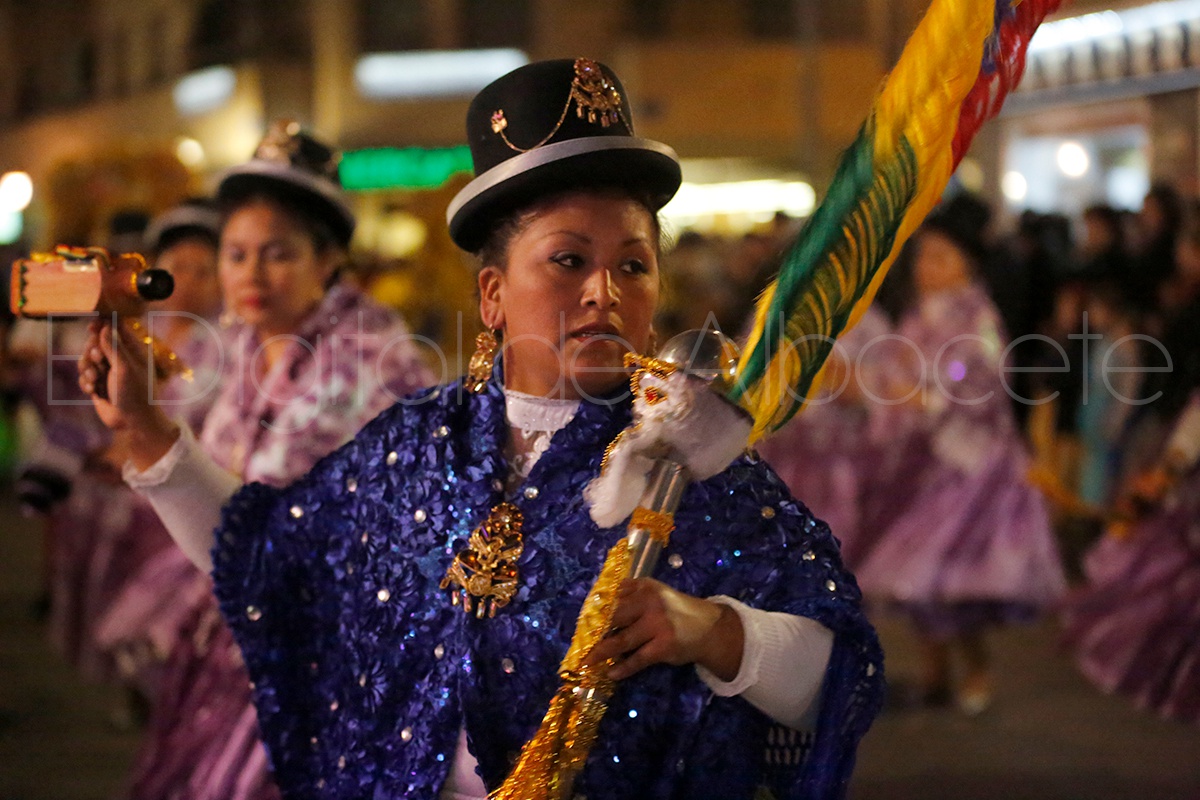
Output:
[{"xmin": 503, "ymin": 389, "xmax": 581, "ymax": 435}]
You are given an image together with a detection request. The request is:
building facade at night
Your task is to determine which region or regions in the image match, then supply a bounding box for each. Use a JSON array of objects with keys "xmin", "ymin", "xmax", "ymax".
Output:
[
  {"xmin": 2, "ymin": 0, "xmax": 1197, "ymax": 250},
  {"xmin": 0, "ymin": 0, "xmax": 931, "ymax": 247},
  {"xmin": 993, "ymin": 0, "xmax": 1200, "ymax": 218}
]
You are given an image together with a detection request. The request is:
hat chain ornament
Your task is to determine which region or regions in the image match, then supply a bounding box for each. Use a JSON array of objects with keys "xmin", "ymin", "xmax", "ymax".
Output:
[
  {"xmin": 491, "ymin": 58, "xmax": 632, "ymax": 154},
  {"xmin": 254, "ymin": 120, "xmax": 303, "ymax": 164},
  {"xmin": 253, "ymin": 119, "xmax": 341, "ymax": 182}
]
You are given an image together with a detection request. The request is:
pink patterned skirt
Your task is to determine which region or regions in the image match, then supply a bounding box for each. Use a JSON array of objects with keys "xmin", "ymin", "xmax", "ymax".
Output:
[
  {"xmin": 48, "ymin": 470, "xmax": 174, "ymax": 682},
  {"xmin": 856, "ymin": 440, "xmax": 1067, "ymax": 638},
  {"xmin": 1061, "ymin": 470, "xmax": 1200, "ymax": 724},
  {"xmin": 126, "ymin": 593, "xmax": 281, "ymax": 800}
]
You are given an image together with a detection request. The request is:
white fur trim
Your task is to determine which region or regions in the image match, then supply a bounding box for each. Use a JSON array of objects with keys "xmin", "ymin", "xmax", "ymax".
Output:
[{"xmin": 585, "ymin": 371, "xmax": 751, "ymax": 527}]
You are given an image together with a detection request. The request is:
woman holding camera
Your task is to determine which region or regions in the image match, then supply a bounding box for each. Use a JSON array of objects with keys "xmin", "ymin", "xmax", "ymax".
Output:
[{"xmin": 89, "ymin": 124, "xmax": 434, "ymax": 799}]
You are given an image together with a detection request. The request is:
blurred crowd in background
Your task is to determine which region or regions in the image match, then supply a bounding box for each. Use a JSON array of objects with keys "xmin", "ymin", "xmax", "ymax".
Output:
[
  {"xmin": 0, "ymin": 163, "xmax": 1198, "ymax": 797},
  {"xmin": 0, "ymin": 0, "xmax": 1198, "ymax": 796}
]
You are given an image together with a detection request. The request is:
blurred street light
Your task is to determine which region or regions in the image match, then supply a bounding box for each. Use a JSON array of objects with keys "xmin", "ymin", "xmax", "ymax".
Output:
[
  {"xmin": 1002, "ymin": 171, "xmax": 1028, "ymax": 202},
  {"xmin": 0, "ymin": 171, "xmax": 33, "ymax": 213},
  {"xmin": 0, "ymin": 211, "xmax": 21, "ymax": 245},
  {"xmin": 1057, "ymin": 141, "xmax": 1090, "ymax": 178},
  {"xmin": 173, "ymin": 66, "xmax": 237, "ymax": 116},
  {"xmin": 175, "ymin": 137, "xmax": 206, "ymax": 168},
  {"xmin": 662, "ymin": 180, "xmax": 817, "ymax": 228},
  {"xmin": 355, "ymin": 49, "xmax": 528, "ymax": 99},
  {"xmin": 1029, "ymin": 1, "xmax": 1200, "ymax": 55},
  {"xmin": 956, "ymin": 158, "xmax": 986, "ymax": 193}
]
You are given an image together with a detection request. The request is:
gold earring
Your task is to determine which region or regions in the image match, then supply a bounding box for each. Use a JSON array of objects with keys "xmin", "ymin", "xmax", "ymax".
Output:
[{"xmin": 466, "ymin": 329, "xmax": 500, "ymax": 393}]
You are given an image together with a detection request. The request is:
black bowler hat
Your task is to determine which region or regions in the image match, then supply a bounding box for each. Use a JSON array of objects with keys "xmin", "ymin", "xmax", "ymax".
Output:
[
  {"xmin": 446, "ymin": 58, "xmax": 682, "ymax": 252},
  {"xmin": 217, "ymin": 120, "xmax": 356, "ymax": 247}
]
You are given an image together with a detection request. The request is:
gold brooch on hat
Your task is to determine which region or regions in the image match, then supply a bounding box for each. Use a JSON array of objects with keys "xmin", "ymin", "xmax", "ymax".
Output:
[
  {"xmin": 252, "ymin": 119, "xmax": 341, "ymax": 182},
  {"xmin": 570, "ymin": 58, "xmax": 622, "ymax": 126},
  {"xmin": 492, "ymin": 58, "xmax": 632, "ymax": 154},
  {"xmin": 255, "ymin": 120, "xmax": 303, "ymax": 163}
]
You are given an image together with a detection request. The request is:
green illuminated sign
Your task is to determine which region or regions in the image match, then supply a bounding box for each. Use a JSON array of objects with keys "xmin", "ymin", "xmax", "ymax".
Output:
[{"xmin": 340, "ymin": 146, "xmax": 473, "ymax": 191}]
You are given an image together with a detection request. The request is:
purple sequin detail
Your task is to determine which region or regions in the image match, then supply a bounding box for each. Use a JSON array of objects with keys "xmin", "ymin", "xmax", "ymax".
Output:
[{"xmin": 212, "ymin": 373, "xmax": 884, "ymax": 799}]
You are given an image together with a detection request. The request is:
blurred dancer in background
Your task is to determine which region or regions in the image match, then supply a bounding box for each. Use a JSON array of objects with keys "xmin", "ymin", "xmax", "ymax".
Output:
[
  {"xmin": 1061, "ymin": 211, "xmax": 1200, "ymax": 722},
  {"xmin": 756, "ymin": 304, "xmax": 893, "ymax": 570},
  {"xmin": 855, "ymin": 211, "xmax": 1067, "ymax": 715},
  {"xmin": 138, "ymin": 200, "xmax": 227, "ymax": 431},
  {"xmin": 83, "ymin": 200, "xmax": 227, "ymax": 722},
  {"xmin": 113, "ymin": 123, "xmax": 434, "ymax": 800},
  {"xmin": 1061, "ymin": 387, "xmax": 1200, "ymax": 724}
]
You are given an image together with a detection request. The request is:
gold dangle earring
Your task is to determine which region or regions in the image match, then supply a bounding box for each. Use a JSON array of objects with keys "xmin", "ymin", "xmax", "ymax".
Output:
[{"xmin": 466, "ymin": 329, "xmax": 501, "ymax": 393}]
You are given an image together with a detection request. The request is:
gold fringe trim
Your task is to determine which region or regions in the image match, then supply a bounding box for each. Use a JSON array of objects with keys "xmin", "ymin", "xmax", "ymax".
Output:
[
  {"xmin": 630, "ymin": 507, "xmax": 674, "ymax": 545},
  {"xmin": 489, "ymin": 537, "xmax": 633, "ymax": 799}
]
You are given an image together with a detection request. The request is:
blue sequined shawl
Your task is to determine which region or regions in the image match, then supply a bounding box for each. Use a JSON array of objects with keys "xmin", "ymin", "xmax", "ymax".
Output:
[{"xmin": 211, "ymin": 376, "xmax": 884, "ymax": 799}]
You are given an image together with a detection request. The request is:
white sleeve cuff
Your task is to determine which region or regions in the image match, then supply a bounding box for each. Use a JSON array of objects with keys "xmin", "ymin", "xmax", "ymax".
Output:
[
  {"xmin": 122, "ymin": 424, "xmax": 191, "ymax": 487},
  {"xmin": 695, "ymin": 596, "xmax": 764, "ymax": 697},
  {"xmin": 123, "ymin": 425, "xmax": 241, "ymax": 574},
  {"xmin": 695, "ymin": 596, "xmax": 834, "ymax": 731}
]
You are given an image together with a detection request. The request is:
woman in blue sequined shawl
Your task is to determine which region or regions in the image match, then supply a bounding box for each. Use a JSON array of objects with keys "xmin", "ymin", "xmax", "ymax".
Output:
[{"xmin": 79, "ymin": 59, "xmax": 884, "ymax": 800}]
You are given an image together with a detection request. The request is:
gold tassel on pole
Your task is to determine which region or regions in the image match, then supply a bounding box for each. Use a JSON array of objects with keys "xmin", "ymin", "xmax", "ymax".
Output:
[
  {"xmin": 489, "ymin": 538, "xmax": 631, "ymax": 800},
  {"xmin": 491, "ymin": 354, "xmax": 693, "ymax": 799}
]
